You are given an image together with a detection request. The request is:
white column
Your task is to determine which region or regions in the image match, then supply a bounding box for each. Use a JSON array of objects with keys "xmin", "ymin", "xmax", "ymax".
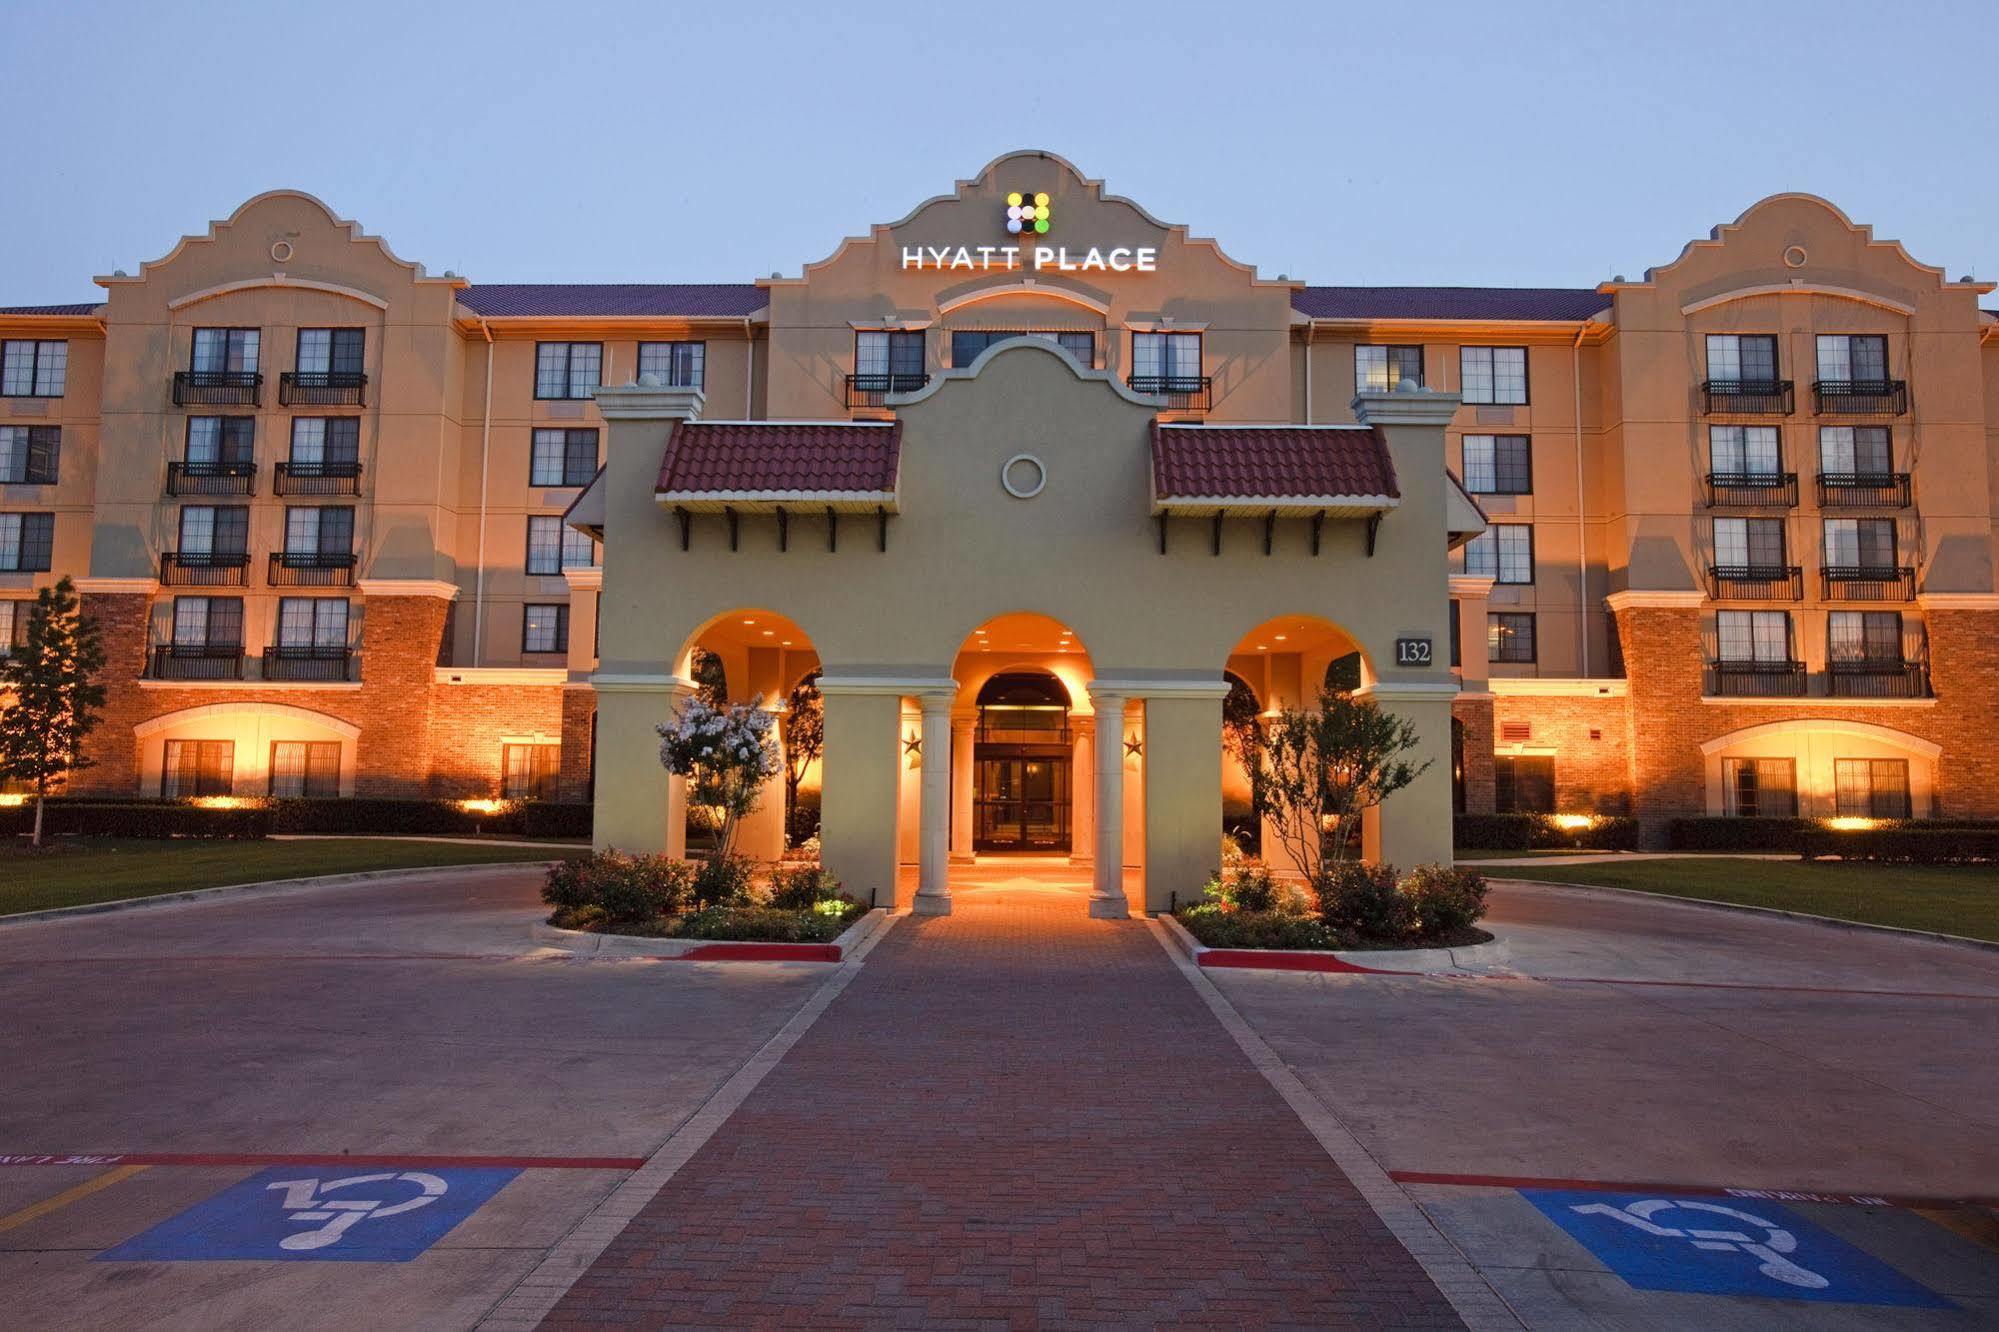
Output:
[
  {"xmin": 913, "ymin": 691, "xmax": 955, "ymax": 915},
  {"xmin": 950, "ymin": 713, "xmax": 976, "ymax": 863},
  {"xmin": 1069, "ymin": 715, "xmax": 1094, "ymax": 866},
  {"xmin": 1087, "ymin": 686, "xmax": 1128, "ymax": 919}
]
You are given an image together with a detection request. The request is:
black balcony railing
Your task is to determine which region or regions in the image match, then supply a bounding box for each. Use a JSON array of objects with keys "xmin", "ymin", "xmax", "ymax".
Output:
[
  {"xmin": 1701, "ymin": 379, "xmax": 1794, "ymax": 415},
  {"xmin": 1817, "ymin": 472, "xmax": 1912, "ymax": 508},
  {"xmin": 148, "ymin": 643, "xmax": 245, "ymax": 680},
  {"xmin": 279, "ymin": 370, "xmax": 367, "ymax": 407},
  {"xmin": 172, "ymin": 369, "xmax": 262, "ymax": 407},
  {"xmin": 274, "ymin": 461, "xmax": 362, "ymax": 497},
  {"xmin": 159, "ymin": 551, "xmax": 251, "ymax": 587},
  {"xmin": 268, "ymin": 552, "xmax": 358, "ymax": 587},
  {"xmin": 1703, "ymin": 472, "xmax": 1798, "ymax": 507},
  {"xmin": 1822, "ymin": 565, "xmax": 1917, "ymax": 601},
  {"xmin": 1705, "ymin": 659, "xmax": 1807, "ymax": 697},
  {"xmin": 1128, "ymin": 373, "xmax": 1213, "ymax": 414},
  {"xmin": 166, "ymin": 459, "xmax": 256, "ymax": 497},
  {"xmin": 261, "ymin": 645, "xmax": 355, "ymax": 682},
  {"xmin": 1814, "ymin": 379, "xmax": 1908, "ymax": 416},
  {"xmin": 844, "ymin": 372, "xmax": 928, "ymax": 409},
  {"xmin": 1706, "ymin": 564, "xmax": 1803, "ymax": 600},
  {"xmin": 1828, "ymin": 660, "xmax": 1930, "ymax": 698}
]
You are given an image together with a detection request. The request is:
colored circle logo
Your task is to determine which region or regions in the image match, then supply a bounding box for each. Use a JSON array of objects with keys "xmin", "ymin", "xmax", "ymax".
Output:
[{"xmin": 1003, "ymin": 188, "xmax": 1051, "ymax": 236}]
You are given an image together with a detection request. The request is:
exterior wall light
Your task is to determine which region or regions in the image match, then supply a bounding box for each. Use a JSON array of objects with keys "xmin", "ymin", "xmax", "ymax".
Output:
[
  {"xmin": 1550, "ymin": 813, "xmax": 1597, "ymax": 831},
  {"xmin": 1822, "ymin": 816, "xmax": 1881, "ymax": 832},
  {"xmin": 458, "ymin": 798, "xmax": 506, "ymax": 815}
]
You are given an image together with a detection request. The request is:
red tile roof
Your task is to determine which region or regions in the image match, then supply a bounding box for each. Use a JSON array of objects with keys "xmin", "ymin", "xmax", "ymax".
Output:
[
  {"xmin": 1151, "ymin": 424, "xmax": 1399, "ymax": 503},
  {"xmin": 1290, "ymin": 286, "xmax": 1607, "ymax": 321},
  {"xmin": 457, "ymin": 284, "xmax": 766, "ymax": 318},
  {"xmin": 657, "ymin": 421, "xmax": 901, "ymax": 496},
  {"xmin": 0, "ymin": 302, "xmax": 100, "ymax": 316}
]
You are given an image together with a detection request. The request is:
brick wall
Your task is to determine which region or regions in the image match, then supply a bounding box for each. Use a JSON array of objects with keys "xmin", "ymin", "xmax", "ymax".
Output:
[
  {"xmin": 560, "ymin": 687, "xmax": 596, "ymax": 802},
  {"xmin": 353, "ymin": 596, "xmax": 451, "ymax": 796},
  {"xmin": 1490, "ymin": 691, "xmax": 1632, "ymax": 814},
  {"xmin": 1451, "ymin": 694, "xmax": 1495, "ymax": 814},
  {"xmin": 428, "ymin": 682, "xmax": 566, "ymax": 798}
]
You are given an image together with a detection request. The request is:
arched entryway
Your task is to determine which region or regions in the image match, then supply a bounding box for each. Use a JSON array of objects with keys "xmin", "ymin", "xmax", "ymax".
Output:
[{"xmin": 972, "ymin": 671, "xmax": 1074, "ymax": 852}]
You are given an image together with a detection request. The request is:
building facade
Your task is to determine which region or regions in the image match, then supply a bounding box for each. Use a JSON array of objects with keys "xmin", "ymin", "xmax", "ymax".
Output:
[{"xmin": 4, "ymin": 151, "xmax": 1997, "ymax": 908}]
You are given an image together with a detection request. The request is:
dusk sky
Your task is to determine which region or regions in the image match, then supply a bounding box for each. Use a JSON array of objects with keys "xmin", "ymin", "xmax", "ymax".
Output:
[{"xmin": 3, "ymin": 0, "xmax": 1995, "ymax": 304}]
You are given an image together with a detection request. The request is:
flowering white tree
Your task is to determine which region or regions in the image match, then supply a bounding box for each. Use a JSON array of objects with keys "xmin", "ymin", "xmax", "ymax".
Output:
[{"xmin": 656, "ymin": 693, "xmax": 782, "ymax": 859}]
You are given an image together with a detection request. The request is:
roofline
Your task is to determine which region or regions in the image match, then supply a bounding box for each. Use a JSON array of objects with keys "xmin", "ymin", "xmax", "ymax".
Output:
[{"xmin": 1150, "ymin": 495, "xmax": 1401, "ymax": 514}]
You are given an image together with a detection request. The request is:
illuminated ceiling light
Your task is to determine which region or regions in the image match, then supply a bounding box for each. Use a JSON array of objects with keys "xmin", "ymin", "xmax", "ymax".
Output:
[
  {"xmin": 781, "ymin": 639, "xmax": 793, "ymax": 646},
  {"xmin": 1256, "ymin": 644, "xmax": 1268, "ymax": 651},
  {"xmin": 1274, "ymin": 634, "xmax": 1287, "ymax": 641},
  {"xmin": 761, "ymin": 630, "xmax": 774, "ymax": 636},
  {"xmin": 741, "ymin": 618, "xmax": 755, "ymax": 625}
]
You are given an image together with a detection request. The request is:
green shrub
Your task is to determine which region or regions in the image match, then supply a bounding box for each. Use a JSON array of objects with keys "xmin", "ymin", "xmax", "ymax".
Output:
[
  {"xmin": 1202, "ymin": 862, "xmax": 1279, "ymax": 912},
  {"xmin": 767, "ymin": 862, "xmax": 843, "ymax": 910},
  {"xmin": 1314, "ymin": 860, "xmax": 1412, "ymax": 938},
  {"xmin": 670, "ymin": 901, "xmax": 862, "ymax": 943},
  {"xmin": 692, "ymin": 854, "xmax": 758, "ymax": 908},
  {"xmin": 1667, "ymin": 817, "xmax": 1818, "ymax": 852},
  {"xmin": 522, "ymin": 802, "xmax": 591, "ymax": 839},
  {"xmin": 1797, "ymin": 826, "xmax": 1999, "ymax": 864},
  {"xmin": 1400, "ymin": 863, "xmax": 1490, "ymax": 934},
  {"xmin": 1177, "ymin": 904, "xmax": 1347, "ymax": 950},
  {"xmin": 1454, "ymin": 812, "xmax": 1639, "ymax": 851},
  {"xmin": 541, "ymin": 851, "xmax": 694, "ymax": 927},
  {"xmin": 0, "ymin": 802, "xmax": 269, "ymax": 839}
]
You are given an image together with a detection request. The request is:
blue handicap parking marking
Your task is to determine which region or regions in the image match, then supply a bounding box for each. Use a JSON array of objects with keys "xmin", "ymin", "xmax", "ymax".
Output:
[
  {"xmin": 1522, "ymin": 1189, "xmax": 1950, "ymax": 1308},
  {"xmin": 99, "ymin": 1165, "xmax": 520, "ymax": 1263}
]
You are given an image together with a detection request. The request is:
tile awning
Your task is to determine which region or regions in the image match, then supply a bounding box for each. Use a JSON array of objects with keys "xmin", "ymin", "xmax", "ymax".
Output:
[
  {"xmin": 1149, "ymin": 423, "xmax": 1400, "ymax": 517},
  {"xmin": 655, "ymin": 420, "xmax": 902, "ymax": 513}
]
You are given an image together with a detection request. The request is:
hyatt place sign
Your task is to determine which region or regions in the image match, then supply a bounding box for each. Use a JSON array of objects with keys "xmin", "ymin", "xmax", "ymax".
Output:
[{"xmin": 899, "ymin": 245, "xmax": 1159, "ymax": 274}]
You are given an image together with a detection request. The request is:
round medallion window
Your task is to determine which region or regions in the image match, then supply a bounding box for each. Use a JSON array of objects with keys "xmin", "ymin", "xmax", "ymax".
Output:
[
  {"xmin": 1782, "ymin": 245, "xmax": 1808, "ymax": 269},
  {"xmin": 1002, "ymin": 453, "xmax": 1047, "ymax": 499},
  {"xmin": 270, "ymin": 240, "xmax": 294, "ymax": 264}
]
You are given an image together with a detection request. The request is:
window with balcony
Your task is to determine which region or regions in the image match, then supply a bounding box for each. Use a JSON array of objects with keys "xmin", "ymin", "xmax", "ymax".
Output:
[
  {"xmin": 0, "ymin": 512, "xmax": 53, "ymax": 572},
  {"xmin": 285, "ymin": 328, "xmax": 366, "ymax": 405},
  {"xmin": 2, "ymin": 339, "xmax": 66, "ymax": 397},
  {"xmin": 1814, "ymin": 335, "xmax": 1904, "ymax": 414},
  {"xmin": 1356, "ymin": 344, "xmax": 1423, "ymax": 392},
  {"xmin": 280, "ymin": 417, "xmax": 361, "ymax": 495},
  {"xmin": 1834, "ymin": 758, "xmax": 1911, "ymax": 819},
  {"xmin": 1828, "ymin": 610, "xmax": 1925, "ymax": 697},
  {"xmin": 1815, "ymin": 335, "xmax": 1888, "ymax": 382},
  {"xmin": 162, "ymin": 740, "xmax": 234, "ymax": 798},
  {"xmin": 270, "ymin": 741, "xmax": 343, "ymax": 797},
  {"xmin": 173, "ymin": 417, "xmax": 256, "ymax": 495},
  {"xmin": 637, "ymin": 341, "xmax": 706, "ymax": 388},
  {"xmin": 276, "ymin": 506, "xmax": 356, "ymax": 586},
  {"xmin": 1705, "ymin": 425, "xmax": 1793, "ymax": 506},
  {"xmin": 1487, "ymin": 612, "xmax": 1535, "ymax": 663},
  {"xmin": 1129, "ymin": 332, "xmax": 1207, "ymax": 408},
  {"xmin": 192, "ymin": 328, "xmax": 260, "ymax": 373},
  {"xmin": 1823, "ymin": 517, "xmax": 1898, "ymax": 570},
  {"xmin": 176, "ymin": 504, "xmax": 248, "ymax": 558},
  {"xmin": 530, "ymin": 429, "xmax": 600, "ymax": 487},
  {"xmin": 502, "ymin": 742, "xmax": 561, "ymax": 799},
  {"xmin": 1710, "ymin": 609, "xmax": 1801, "ymax": 696},
  {"xmin": 522, "ymin": 603, "xmax": 569, "ymax": 654},
  {"xmin": 951, "ymin": 331, "xmax": 1095, "ymax": 367},
  {"xmin": 1817, "ymin": 426, "xmax": 1906, "ymax": 506},
  {"xmin": 534, "ymin": 342, "xmax": 603, "ymax": 400},
  {"xmin": 1463, "ymin": 524, "xmax": 1533, "ymax": 584},
  {"xmin": 1461, "ymin": 434, "xmax": 1531, "ymax": 494},
  {"xmin": 1722, "ymin": 757, "xmax": 1797, "ymax": 817},
  {"xmin": 1460, "ymin": 346, "xmax": 1527, "ymax": 404},
  {"xmin": 1494, "ymin": 754, "xmax": 1554, "ymax": 813},
  {"xmin": 1702, "ymin": 334, "xmax": 1790, "ymax": 413},
  {"xmin": 849, "ymin": 330, "xmax": 926, "ymax": 406},
  {"xmin": 1709, "ymin": 516, "xmax": 1795, "ymax": 597},
  {"xmin": 269, "ymin": 596, "xmax": 351, "ymax": 681},
  {"xmin": 0, "ymin": 426, "xmax": 59, "ymax": 484},
  {"xmin": 157, "ymin": 595, "xmax": 245, "ymax": 679}
]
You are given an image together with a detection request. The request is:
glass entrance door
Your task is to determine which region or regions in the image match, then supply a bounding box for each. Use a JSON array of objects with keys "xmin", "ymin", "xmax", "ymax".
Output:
[{"xmin": 974, "ymin": 754, "xmax": 1070, "ymax": 851}]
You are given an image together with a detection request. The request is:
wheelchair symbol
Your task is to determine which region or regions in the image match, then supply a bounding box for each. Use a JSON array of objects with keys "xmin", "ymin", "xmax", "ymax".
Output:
[
  {"xmin": 1571, "ymin": 1198, "xmax": 1829, "ymax": 1289},
  {"xmin": 265, "ymin": 1172, "xmax": 450, "ymax": 1252}
]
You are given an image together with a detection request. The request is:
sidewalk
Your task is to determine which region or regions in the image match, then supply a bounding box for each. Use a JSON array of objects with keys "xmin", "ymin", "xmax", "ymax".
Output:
[{"xmin": 543, "ymin": 882, "xmax": 1464, "ymax": 1327}]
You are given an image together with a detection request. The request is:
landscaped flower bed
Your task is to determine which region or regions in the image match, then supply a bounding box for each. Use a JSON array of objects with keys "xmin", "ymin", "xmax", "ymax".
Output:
[
  {"xmin": 541, "ymin": 851, "xmax": 864, "ymax": 941},
  {"xmin": 1175, "ymin": 858, "xmax": 1492, "ymax": 951}
]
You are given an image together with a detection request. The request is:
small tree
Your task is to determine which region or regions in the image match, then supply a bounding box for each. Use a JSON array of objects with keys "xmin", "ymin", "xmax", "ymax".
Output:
[
  {"xmin": 781, "ymin": 671, "xmax": 823, "ymax": 846},
  {"xmin": 656, "ymin": 692, "xmax": 781, "ymax": 860},
  {"xmin": 0, "ymin": 577, "xmax": 108, "ymax": 848},
  {"xmin": 690, "ymin": 648, "xmax": 728, "ymax": 706},
  {"xmin": 1250, "ymin": 685, "xmax": 1430, "ymax": 880}
]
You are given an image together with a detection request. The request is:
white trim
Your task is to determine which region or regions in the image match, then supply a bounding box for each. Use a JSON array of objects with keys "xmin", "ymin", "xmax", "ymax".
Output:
[
  {"xmin": 1000, "ymin": 453, "xmax": 1047, "ymax": 499},
  {"xmin": 1448, "ymin": 574, "xmax": 1497, "ymax": 598},
  {"xmin": 936, "ymin": 281, "xmax": 1111, "ymax": 317},
  {"xmin": 590, "ymin": 672, "xmax": 696, "ymax": 694},
  {"xmin": 1121, "ymin": 318, "xmax": 1211, "ymax": 333},
  {"xmin": 1699, "ymin": 696, "xmax": 1937, "ymax": 711},
  {"xmin": 357, "ymin": 578, "xmax": 460, "ymax": 600},
  {"xmin": 434, "ymin": 667, "xmax": 568, "ymax": 687},
  {"xmin": 1917, "ymin": 591, "xmax": 1999, "ymax": 610},
  {"xmin": 847, "ymin": 318, "xmax": 936, "ymax": 331},
  {"xmin": 1487, "ymin": 677, "xmax": 1629, "ymax": 698},
  {"xmin": 1087, "ymin": 676, "xmax": 1232, "ymax": 700},
  {"xmin": 1151, "ymin": 494, "xmax": 1398, "ymax": 515},
  {"xmin": 1604, "ymin": 589, "xmax": 1706, "ymax": 611},
  {"xmin": 890, "ymin": 337, "xmax": 1162, "ymax": 408},
  {"xmin": 499, "ymin": 732, "xmax": 561, "ymax": 747},
  {"xmin": 1679, "ymin": 282, "xmax": 1916, "ymax": 318},
  {"xmin": 1355, "ymin": 681, "xmax": 1463, "ymax": 702},
  {"xmin": 1697, "ymin": 716, "xmax": 1942, "ymax": 757},
  {"xmin": 815, "ymin": 675, "xmax": 958, "ymax": 697},
  {"xmin": 72, "ymin": 577, "xmax": 159, "ymax": 594},
  {"xmin": 134, "ymin": 680, "xmax": 363, "ymax": 695},
  {"xmin": 133, "ymin": 701, "xmax": 362, "ymax": 739},
  {"xmin": 562, "ymin": 566, "xmax": 602, "ymax": 592},
  {"xmin": 167, "ymin": 276, "xmax": 389, "ymax": 312}
]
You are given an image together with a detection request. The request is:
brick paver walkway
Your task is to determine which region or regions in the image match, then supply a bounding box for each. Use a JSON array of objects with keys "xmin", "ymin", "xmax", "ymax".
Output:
[{"xmin": 547, "ymin": 864, "xmax": 1462, "ymax": 1328}]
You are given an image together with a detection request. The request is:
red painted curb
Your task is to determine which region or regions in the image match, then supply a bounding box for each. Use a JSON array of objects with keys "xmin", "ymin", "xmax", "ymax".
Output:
[
  {"xmin": 0, "ymin": 1152, "xmax": 646, "ymax": 1170},
  {"xmin": 1196, "ymin": 948, "xmax": 1389, "ymax": 974},
  {"xmin": 677, "ymin": 942, "xmax": 843, "ymax": 962},
  {"xmin": 1387, "ymin": 1169, "xmax": 1998, "ymax": 1211}
]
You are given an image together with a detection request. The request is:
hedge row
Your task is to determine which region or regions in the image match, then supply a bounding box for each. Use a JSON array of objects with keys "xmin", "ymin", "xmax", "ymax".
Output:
[
  {"xmin": 0, "ymin": 802, "xmax": 271, "ymax": 839},
  {"xmin": 1453, "ymin": 813, "xmax": 1640, "ymax": 851},
  {"xmin": 1669, "ymin": 817, "xmax": 1999, "ymax": 853},
  {"xmin": 1797, "ymin": 826, "xmax": 1999, "ymax": 863},
  {"xmin": 2, "ymin": 797, "xmax": 591, "ymax": 841}
]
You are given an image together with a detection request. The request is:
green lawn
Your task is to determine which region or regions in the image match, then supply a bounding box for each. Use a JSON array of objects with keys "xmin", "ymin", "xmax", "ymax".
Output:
[
  {"xmin": 1454, "ymin": 848, "xmax": 1625, "ymax": 862},
  {"xmin": 1497, "ymin": 857, "xmax": 1999, "ymax": 942},
  {"xmin": 1, "ymin": 837, "xmax": 582, "ymax": 916}
]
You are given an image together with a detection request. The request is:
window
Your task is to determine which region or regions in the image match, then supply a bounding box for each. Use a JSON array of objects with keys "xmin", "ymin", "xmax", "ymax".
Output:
[
  {"xmin": 1722, "ymin": 757, "xmax": 1796, "ymax": 817},
  {"xmin": 277, "ymin": 596, "xmax": 349, "ymax": 648},
  {"xmin": 522, "ymin": 603, "xmax": 568, "ymax": 653},
  {"xmin": 534, "ymin": 342, "xmax": 602, "ymax": 399},
  {"xmin": 1461, "ymin": 347, "xmax": 1527, "ymax": 404},
  {"xmin": 1823, "ymin": 517, "xmax": 1896, "ymax": 570},
  {"xmin": 855, "ymin": 330, "xmax": 925, "ymax": 386},
  {"xmin": 162, "ymin": 740, "xmax": 234, "ymax": 798},
  {"xmin": 1712, "ymin": 516, "xmax": 1786, "ymax": 570},
  {"xmin": 295, "ymin": 328, "xmax": 364, "ymax": 376},
  {"xmin": 1461, "ymin": 435, "xmax": 1531, "ymax": 494},
  {"xmin": 290, "ymin": 417, "xmax": 360, "ymax": 467},
  {"xmin": 1488, "ymin": 612, "xmax": 1535, "ymax": 663},
  {"xmin": 269, "ymin": 741, "xmax": 343, "ymax": 798},
  {"xmin": 191, "ymin": 328, "xmax": 260, "ymax": 373},
  {"xmin": 284, "ymin": 506, "xmax": 354, "ymax": 558},
  {"xmin": 1834, "ymin": 758, "xmax": 1911, "ymax": 819},
  {"xmin": 1829, "ymin": 611, "xmax": 1902, "ymax": 664},
  {"xmin": 0, "ymin": 599, "xmax": 22, "ymax": 654},
  {"xmin": 637, "ymin": 341, "xmax": 705, "ymax": 388},
  {"xmin": 951, "ymin": 330, "xmax": 1095, "ymax": 367},
  {"xmin": 2, "ymin": 340, "xmax": 66, "ymax": 397},
  {"xmin": 1463, "ymin": 525, "xmax": 1533, "ymax": 584},
  {"xmin": 1356, "ymin": 344, "xmax": 1423, "ymax": 391},
  {"xmin": 1448, "ymin": 602, "xmax": 1461, "ymax": 668},
  {"xmin": 177, "ymin": 505, "xmax": 249, "ymax": 557},
  {"xmin": 171, "ymin": 596, "xmax": 243, "ymax": 648},
  {"xmin": 502, "ymin": 743, "xmax": 561, "ymax": 799},
  {"xmin": 1709, "ymin": 425, "xmax": 1781, "ymax": 477},
  {"xmin": 186, "ymin": 417, "xmax": 255, "ymax": 466},
  {"xmin": 562, "ymin": 524, "xmax": 597, "ymax": 569},
  {"xmin": 1716, "ymin": 610, "xmax": 1791, "ymax": 663},
  {"xmin": 1819, "ymin": 426, "xmax": 1891, "ymax": 475},
  {"xmin": 530, "ymin": 429, "xmax": 600, "ymax": 487},
  {"xmin": 1131, "ymin": 332, "xmax": 1202, "ymax": 386},
  {"xmin": 1705, "ymin": 334, "xmax": 1778, "ymax": 382},
  {"xmin": 1816, "ymin": 335, "xmax": 1888, "ymax": 382},
  {"xmin": 526, "ymin": 515, "xmax": 564, "ymax": 574},
  {"xmin": 0, "ymin": 512, "xmax": 54, "ymax": 571},
  {"xmin": 1493, "ymin": 755, "xmax": 1555, "ymax": 813},
  {"xmin": 0, "ymin": 426, "xmax": 59, "ymax": 484}
]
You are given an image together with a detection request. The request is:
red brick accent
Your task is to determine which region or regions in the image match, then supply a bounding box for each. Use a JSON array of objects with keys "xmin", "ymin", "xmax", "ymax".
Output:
[
  {"xmin": 1452, "ymin": 693, "xmax": 1495, "ymax": 813},
  {"xmin": 428, "ymin": 682, "xmax": 565, "ymax": 798},
  {"xmin": 560, "ymin": 687, "xmax": 595, "ymax": 802},
  {"xmin": 353, "ymin": 596, "xmax": 451, "ymax": 796},
  {"xmin": 1491, "ymin": 690, "xmax": 1632, "ymax": 815}
]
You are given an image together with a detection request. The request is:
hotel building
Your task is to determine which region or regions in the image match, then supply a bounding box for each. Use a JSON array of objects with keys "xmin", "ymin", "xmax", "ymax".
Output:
[{"xmin": 4, "ymin": 151, "xmax": 1996, "ymax": 913}]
